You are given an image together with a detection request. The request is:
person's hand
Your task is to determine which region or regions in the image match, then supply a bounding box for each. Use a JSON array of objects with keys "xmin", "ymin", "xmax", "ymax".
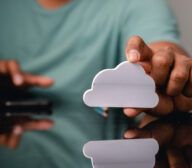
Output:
[
  {"xmin": 0, "ymin": 60, "xmax": 54, "ymax": 149},
  {"xmin": 126, "ymin": 36, "xmax": 192, "ymax": 96},
  {"xmin": 0, "ymin": 117, "xmax": 53, "ymax": 149},
  {"xmin": 0, "ymin": 60, "xmax": 54, "ymax": 88},
  {"xmin": 123, "ymin": 36, "xmax": 192, "ymax": 117},
  {"xmin": 124, "ymin": 114, "xmax": 192, "ymax": 168}
]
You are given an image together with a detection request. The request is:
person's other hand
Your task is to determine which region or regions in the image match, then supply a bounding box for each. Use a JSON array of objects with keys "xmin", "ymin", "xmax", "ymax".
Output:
[
  {"xmin": 0, "ymin": 117, "xmax": 53, "ymax": 149},
  {"xmin": 123, "ymin": 36, "xmax": 192, "ymax": 117},
  {"xmin": 124, "ymin": 114, "xmax": 192, "ymax": 168},
  {"xmin": 0, "ymin": 60, "xmax": 54, "ymax": 88}
]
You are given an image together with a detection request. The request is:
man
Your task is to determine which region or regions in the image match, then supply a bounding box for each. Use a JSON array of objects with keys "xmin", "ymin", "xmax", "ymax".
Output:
[{"xmin": 0, "ymin": 0, "xmax": 191, "ymax": 168}]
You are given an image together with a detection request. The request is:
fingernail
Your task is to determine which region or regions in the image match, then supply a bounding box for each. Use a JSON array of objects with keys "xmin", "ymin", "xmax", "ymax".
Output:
[
  {"xmin": 14, "ymin": 75, "xmax": 23, "ymax": 85},
  {"xmin": 124, "ymin": 130, "xmax": 137, "ymax": 139},
  {"xmin": 13, "ymin": 126, "xmax": 23, "ymax": 135},
  {"xmin": 123, "ymin": 108, "xmax": 129, "ymax": 114},
  {"xmin": 123, "ymin": 109, "xmax": 134, "ymax": 116},
  {"xmin": 127, "ymin": 50, "xmax": 140, "ymax": 62}
]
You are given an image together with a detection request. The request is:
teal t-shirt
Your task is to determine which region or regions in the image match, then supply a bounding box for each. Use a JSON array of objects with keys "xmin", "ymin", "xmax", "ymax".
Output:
[{"xmin": 0, "ymin": 0, "xmax": 179, "ymax": 167}]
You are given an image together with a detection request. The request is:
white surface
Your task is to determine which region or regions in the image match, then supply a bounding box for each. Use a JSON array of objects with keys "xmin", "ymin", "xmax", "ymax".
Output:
[
  {"xmin": 83, "ymin": 139, "xmax": 159, "ymax": 168},
  {"xmin": 83, "ymin": 61, "xmax": 159, "ymax": 108}
]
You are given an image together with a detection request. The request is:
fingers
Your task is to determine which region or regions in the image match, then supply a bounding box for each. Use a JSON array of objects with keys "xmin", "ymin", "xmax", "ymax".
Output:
[
  {"xmin": 0, "ymin": 61, "xmax": 7, "ymax": 75},
  {"xmin": 167, "ymin": 56, "xmax": 191, "ymax": 96},
  {"xmin": 167, "ymin": 147, "xmax": 189, "ymax": 168},
  {"xmin": 20, "ymin": 119, "xmax": 53, "ymax": 131},
  {"xmin": 174, "ymin": 95, "xmax": 192, "ymax": 112},
  {"xmin": 151, "ymin": 93, "xmax": 174, "ymax": 116},
  {"xmin": 123, "ymin": 93, "xmax": 174, "ymax": 118},
  {"xmin": 0, "ymin": 133, "xmax": 7, "ymax": 147},
  {"xmin": 0, "ymin": 118, "xmax": 53, "ymax": 149},
  {"xmin": 0, "ymin": 60, "xmax": 54, "ymax": 88},
  {"xmin": 126, "ymin": 36, "xmax": 153, "ymax": 63},
  {"xmin": 150, "ymin": 48, "xmax": 174, "ymax": 85},
  {"xmin": 23, "ymin": 74, "xmax": 54, "ymax": 88},
  {"xmin": 6, "ymin": 126, "xmax": 23, "ymax": 149},
  {"xmin": 0, "ymin": 60, "xmax": 24, "ymax": 86},
  {"xmin": 124, "ymin": 128, "xmax": 150, "ymax": 139},
  {"xmin": 0, "ymin": 125, "xmax": 23, "ymax": 149},
  {"xmin": 123, "ymin": 108, "xmax": 143, "ymax": 118},
  {"xmin": 137, "ymin": 61, "xmax": 152, "ymax": 74},
  {"xmin": 7, "ymin": 60, "xmax": 24, "ymax": 86},
  {"xmin": 124, "ymin": 120, "xmax": 174, "ymax": 147}
]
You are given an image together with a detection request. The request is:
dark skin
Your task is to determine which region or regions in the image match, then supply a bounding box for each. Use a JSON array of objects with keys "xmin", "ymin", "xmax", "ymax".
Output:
[
  {"xmin": 1, "ymin": 0, "xmax": 191, "ymax": 155},
  {"xmin": 0, "ymin": 60, "xmax": 54, "ymax": 149},
  {"xmin": 0, "ymin": 0, "xmax": 68, "ymax": 149},
  {"xmin": 1, "ymin": 37, "xmax": 191, "ymax": 150},
  {"xmin": 123, "ymin": 36, "xmax": 192, "ymax": 167},
  {"xmin": 36, "ymin": 2, "xmax": 192, "ymax": 166},
  {"xmin": 124, "ymin": 36, "xmax": 192, "ymax": 117},
  {"xmin": 0, "ymin": 117, "xmax": 53, "ymax": 149},
  {"xmin": 124, "ymin": 114, "xmax": 192, "ymax": 168}
]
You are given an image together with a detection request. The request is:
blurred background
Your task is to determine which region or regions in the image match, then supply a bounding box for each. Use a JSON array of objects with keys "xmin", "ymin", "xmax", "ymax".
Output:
[{"xmin": 169, "ymin": 0, "xmax": 192, "ymax": 54}]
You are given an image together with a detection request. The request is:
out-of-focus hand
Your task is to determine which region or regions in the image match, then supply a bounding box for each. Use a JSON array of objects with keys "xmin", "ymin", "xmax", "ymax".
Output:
[
  {"xmin": 0, "ymin": 60, "xmax": 54, "ymax": 149},
  {"xmin": 0, "ymin": 60, "xmax": 54, "ymax": 88},
  {"xmin": 124, "ymin": 114, "xmax": 192, "ymax": 168},
  {"xmin": 123, "ymin": 36, "xmax": 192, "ymax": 117},
  {"xmin": 0, "ymin": 117, "xmax": 53, "ymax": 149}
]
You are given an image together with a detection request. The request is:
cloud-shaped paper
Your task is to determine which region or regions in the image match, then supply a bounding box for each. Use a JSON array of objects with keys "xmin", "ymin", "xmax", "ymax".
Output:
[
  {"xmin": 83, "ymin": 139, "xmax": 159, "ymax": 168},
  {"xmin": 83, "ymin": 61, "xmax": 159, "ymax": 108}
]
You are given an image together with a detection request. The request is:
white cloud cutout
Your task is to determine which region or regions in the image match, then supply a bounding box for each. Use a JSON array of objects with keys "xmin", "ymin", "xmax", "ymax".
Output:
[
  {"xmin": 83, "ymin": 139, "xmax": 159, "ymax": 168},
  {"xmin": 83, "ymin": 61, "xmax": 159, "ymax": 108}
]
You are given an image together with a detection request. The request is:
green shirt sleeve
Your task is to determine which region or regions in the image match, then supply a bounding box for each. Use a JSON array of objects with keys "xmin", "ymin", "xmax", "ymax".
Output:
[{"xmin": 120, "ymin": 0, "xmax": 180, "ymax": 60}]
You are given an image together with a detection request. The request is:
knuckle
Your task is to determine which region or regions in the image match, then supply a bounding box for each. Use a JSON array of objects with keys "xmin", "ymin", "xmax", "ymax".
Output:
[
  {"xmin": 154, "ymin": 55, "xmax": 171, "ymax": 68},
  {"xmin": 171, "ymin": 71, "xmax": 188, "ymax": 82}
]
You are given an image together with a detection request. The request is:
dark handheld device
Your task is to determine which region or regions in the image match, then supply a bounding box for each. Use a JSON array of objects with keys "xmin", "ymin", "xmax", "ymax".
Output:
[{"xmin": 0, "ymin": 100, "xmax": 52, "ymax": 117}]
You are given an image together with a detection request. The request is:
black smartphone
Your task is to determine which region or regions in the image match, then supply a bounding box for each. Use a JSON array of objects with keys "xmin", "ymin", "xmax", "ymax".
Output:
[{"xmin": 0, "ymin": 100, "xmax": 52, "ymax": 117}]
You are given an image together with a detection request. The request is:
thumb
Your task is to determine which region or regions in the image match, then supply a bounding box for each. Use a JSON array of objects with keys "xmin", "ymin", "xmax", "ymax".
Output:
[
  {"xmin": 126, "ymin": 36, "xmax": 153, "ymax": 62},
  {"xmin": 24, "ymin": 74, "xmax": 54, "ymax": 88}
]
